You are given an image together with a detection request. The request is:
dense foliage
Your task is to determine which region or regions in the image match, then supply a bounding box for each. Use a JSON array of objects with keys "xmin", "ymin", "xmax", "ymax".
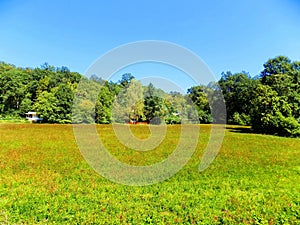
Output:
[
  {"xmin": 0, "ymin": 62, "xmax": 81, "ymax": 123},
  {"xmin": 218, "ymin": 56, "xmax": 300, "ymax": 137},
  {"xmin": 1, "ymin": 55, "xmax": 300, "ymax": 136}
]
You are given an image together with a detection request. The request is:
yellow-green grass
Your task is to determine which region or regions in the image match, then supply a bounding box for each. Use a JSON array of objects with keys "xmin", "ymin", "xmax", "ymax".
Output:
[
  {"xmin": 0, "ymin": 118, "xmax": 29, "ymax": 124},
  {"xmin": 0, "ymin": 124, "xmax": 299, "ymax": 224}
]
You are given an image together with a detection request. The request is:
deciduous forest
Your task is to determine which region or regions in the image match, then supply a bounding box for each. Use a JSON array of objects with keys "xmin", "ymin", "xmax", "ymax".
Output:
[{"xmin": 0, "ymin": 56, "xmax": 299, "ymax": 137}]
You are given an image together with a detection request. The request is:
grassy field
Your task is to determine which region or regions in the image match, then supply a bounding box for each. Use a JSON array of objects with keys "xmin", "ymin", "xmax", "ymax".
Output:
[{"xmin": 0, "ymin": 124, "xmax": 299, "ymax": 224}]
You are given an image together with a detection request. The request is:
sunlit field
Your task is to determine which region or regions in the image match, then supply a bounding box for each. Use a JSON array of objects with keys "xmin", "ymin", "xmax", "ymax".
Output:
[{"xmin": 0, "ymin": 124, "xmax": 299, "ymax": 224}]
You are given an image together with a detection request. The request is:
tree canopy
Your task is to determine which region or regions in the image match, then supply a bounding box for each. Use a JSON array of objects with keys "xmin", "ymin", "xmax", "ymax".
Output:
[{"xmin": 1, "ymin": 55, "xmax": 299, "ymax": 137}]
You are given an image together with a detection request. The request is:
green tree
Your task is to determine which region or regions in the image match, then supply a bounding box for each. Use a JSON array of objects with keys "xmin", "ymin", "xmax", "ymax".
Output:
[
  {"xmin": 19, "ymin": 98, "xmax": 32, "ymax": 116},
  {"xmin": 119, "ymin": 73, "xmax": 135, "ymax": 87},
  {"xmin": 164, "ymin": 91, "xmax": 186, "ymax": 124},
  {"xmin": 142, "ymin": 83, "xmax": 168, "ymax": 124},
  {"xmin": 143, "ymin": 96, "xmax": 166, "ymax": 124},
  {"xmin": 261, "ymin": 56, "xmax": 293, "ymax": 79},
  {"xmin": 0, "ymin": 68, "xmax": 29, "ymax": 115},
  {"xmin": 113, "ymin": 79, "xmax": 145, "ymax": 123},
  {"xmin": 250, "ymin": 84, "xmax": 300, "ymax": 137},
  {"xmin": 187, "ymin": 85, "xmax": 211, "ymax": 123},
  {"xmin": 54, "ymin": 83, "xmax": 74, "ymax": 123},
  {"xmin": 72, "ymin": 77, "xmax": 100, "ymax": 124},
  {"xmin": 95, "ymin": 85, "xmax": 114, "ymax": 124},
  {"xmin": 33, "ymin": 91, "xmax": 59, "ymax": 123},
  {"xmin": 289, "ymin": 69, "xmax": 300, "ymax": 121},
  {"xmin": 259, "ymin": 56, "xmax": 300, "ymax": 130},
  {"xmin": 218, "ymin": 71, "xmax": 256, "ymax": 125}
]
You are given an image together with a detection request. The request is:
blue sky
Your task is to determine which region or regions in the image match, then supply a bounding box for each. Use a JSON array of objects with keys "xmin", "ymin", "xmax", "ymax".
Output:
[{"xmin": 0, "ymin": 0, "xmax": 300, "ymax": 92}]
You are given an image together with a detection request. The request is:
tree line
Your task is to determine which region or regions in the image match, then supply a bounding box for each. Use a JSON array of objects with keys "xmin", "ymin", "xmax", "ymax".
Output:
[{"xmin": 0, "ymin": 55, "xmax": 299, "ymax": 137}]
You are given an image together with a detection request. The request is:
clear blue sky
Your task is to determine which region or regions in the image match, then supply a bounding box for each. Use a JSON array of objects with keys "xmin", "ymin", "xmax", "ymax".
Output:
[{"xmin": 1, "ymin": 0, "xmax": 300, "ymax": 91}]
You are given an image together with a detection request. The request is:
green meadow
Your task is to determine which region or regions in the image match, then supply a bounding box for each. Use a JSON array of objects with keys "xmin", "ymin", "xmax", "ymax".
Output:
[{"xmin": 0, "ymin": 124, "xmax": 299, "ymax": 224}]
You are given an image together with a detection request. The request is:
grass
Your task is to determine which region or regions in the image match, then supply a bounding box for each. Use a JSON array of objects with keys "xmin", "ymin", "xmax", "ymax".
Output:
[
  {"xmin": 0, "ymin": 124, "xmax": 299, "ymax": 224},
  {"xmin": 0, "ymin": 117, "xmax": 29, "ymax": 124}
]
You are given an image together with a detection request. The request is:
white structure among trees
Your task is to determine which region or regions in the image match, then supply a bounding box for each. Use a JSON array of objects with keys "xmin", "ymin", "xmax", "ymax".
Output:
[{"xmin": 25, "ymin": 112, "xmax": 42, "ymax": 122}]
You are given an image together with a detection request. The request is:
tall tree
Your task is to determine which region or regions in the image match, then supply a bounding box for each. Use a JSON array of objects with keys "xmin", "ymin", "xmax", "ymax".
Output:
[
  {"xmin": 119, "ymin": 73, "xmax": 135, "ymax": 87},
  {"xmin": 54, "ymin": 83, "xmax": 74, "ymax": 123},
  {"xmin": 218, "ymin": 71, "xmax": 256, "ymax": 125},
  {"xmin": 142, "ymin": 83, "xmax": 168, "ymax": 124},
  {"xmin": 261, "ymin": 56, "xmax": 293, "ymax": 78},
  {"xmin": 95, "ymin": 85, "xmax": 114, "ymax": 124},
  {"xmin": 0, "ymin": 68, "xmax": 30, "ymax": 115},
  {"xmin": 187, "ymin": 85, "xmax": 211, "ymax": 123},
  {"xmin": 33, "ymin": 91, "xmax": 59, "ymax": 123},
  {"xmin": 250, "ymin": 84, "xmax": 300, "ymax": 137},
  {"xmin": 113, "ymin": 79, "xmax": 145, "ymax": 123},
  {"xmin": 164, "ymin": 91, "xmax": 186, "ymax": 124},
  {"xmin": 260, "ymin": 56, "xmax": 300, "ymax": 125}
]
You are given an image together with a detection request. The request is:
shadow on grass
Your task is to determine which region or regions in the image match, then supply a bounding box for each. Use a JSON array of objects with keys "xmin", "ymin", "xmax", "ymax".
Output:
[{"xmin": 226, "ymin": 125, "xmax": 254, "ymax": 134}]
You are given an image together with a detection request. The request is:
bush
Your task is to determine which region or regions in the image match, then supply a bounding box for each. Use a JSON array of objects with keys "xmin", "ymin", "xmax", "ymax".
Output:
[
  {"xmin": 229, "ymin": 112, "xmax": 251, "ymax": 126},
  {"xmin": 277, "ymin": 113, "xmax": 300, "ymax": 137},
  {"xmin": 165, "ymin": 115, "xmax": 181, "ymax": 124}
]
